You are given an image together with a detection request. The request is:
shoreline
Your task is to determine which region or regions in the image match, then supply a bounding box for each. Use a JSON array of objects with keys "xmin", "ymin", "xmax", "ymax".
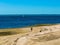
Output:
[
  {"xmin": 0, "ymin": 24, "xmax": 60, "ymax": 36},
  {"xmin": 0, "ymin": 23, "xmax": 58, "ymax": 29}
]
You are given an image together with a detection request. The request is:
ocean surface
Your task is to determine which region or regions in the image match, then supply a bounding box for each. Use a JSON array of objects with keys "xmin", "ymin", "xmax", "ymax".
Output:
[{"xmin": 0, "ymin": 14, "xmax": 60, "ymax": 29}]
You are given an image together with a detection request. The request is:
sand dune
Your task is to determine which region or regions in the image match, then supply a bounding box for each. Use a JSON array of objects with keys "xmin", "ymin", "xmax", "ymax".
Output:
[{"xmin": 0, "ymin": 24, "xmax": 60, "ymax": 45}]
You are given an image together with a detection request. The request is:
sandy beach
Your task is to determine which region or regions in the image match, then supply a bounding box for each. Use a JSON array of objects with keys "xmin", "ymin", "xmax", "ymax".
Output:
[{"xmin": 0, "ymin": 24, "xmax": 60, "ymax": 45}]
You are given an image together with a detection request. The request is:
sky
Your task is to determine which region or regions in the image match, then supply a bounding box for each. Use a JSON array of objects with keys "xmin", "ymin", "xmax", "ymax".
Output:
[{"xmin": 0, "ymin": 0, "xmax": 60, "ymax": 14}]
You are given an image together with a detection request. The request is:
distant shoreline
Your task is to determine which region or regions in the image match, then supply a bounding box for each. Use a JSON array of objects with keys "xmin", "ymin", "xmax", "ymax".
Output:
[{"xmin": 0, "ymin": 23, "xmax": 58, "ymax": 29}]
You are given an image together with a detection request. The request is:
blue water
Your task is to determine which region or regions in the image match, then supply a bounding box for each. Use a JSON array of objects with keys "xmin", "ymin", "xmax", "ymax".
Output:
[{"xmin": 0, "ymin": 14, "xmax": 60, "ymax": 28}]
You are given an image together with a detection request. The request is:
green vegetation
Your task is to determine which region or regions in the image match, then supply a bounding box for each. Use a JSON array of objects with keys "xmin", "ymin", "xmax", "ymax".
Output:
[
  {"xmin": 0, "ymin": 28, "xmax": 29, "ymax": 36},
  {"xmin": 0, "ymin": 31, "xmax": 18, "ymax": 36}
]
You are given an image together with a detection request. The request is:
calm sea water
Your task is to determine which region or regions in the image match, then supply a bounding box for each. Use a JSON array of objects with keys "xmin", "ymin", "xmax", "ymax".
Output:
[{"xmin": 0, "ymin": 14, "xmax": 60, "ymax": 28}]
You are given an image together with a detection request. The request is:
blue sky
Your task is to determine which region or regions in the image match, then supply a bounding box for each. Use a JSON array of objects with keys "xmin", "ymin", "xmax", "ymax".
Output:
[{"xmin": 0, "ymin": 0, "xmax": 60, "ymax": 14}]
